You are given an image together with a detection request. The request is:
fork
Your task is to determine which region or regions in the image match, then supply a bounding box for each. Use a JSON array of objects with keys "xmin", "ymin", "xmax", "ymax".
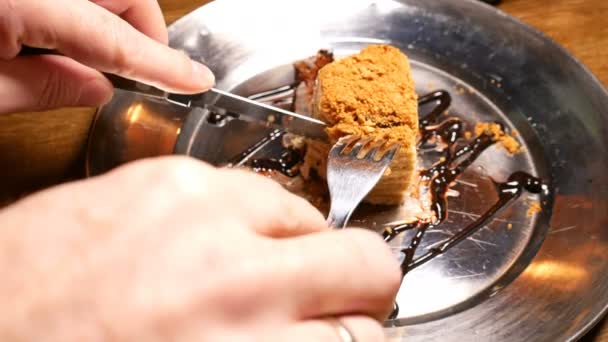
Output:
[{"xmin": 326, "ymin": 136, "xmax": 400, "ymax": 229}]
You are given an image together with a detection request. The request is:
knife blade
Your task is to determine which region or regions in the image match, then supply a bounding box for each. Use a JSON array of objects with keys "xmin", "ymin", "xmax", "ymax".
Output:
[
  {"xmin": 174, "ymin": 88, "xmax": 329, "ymax": 141},
  {"xmin": 111, "ymin": 76, "xmax": 328, "ymax": 141}
]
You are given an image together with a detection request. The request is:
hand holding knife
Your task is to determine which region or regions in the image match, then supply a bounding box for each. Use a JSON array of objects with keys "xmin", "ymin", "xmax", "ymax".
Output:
[{"xmin": 19, "ymin": 46, "xmax": 328, "ymax": 141}]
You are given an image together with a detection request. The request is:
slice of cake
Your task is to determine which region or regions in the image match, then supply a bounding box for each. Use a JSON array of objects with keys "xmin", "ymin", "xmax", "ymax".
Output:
[{"xmin": 302, "ymin": 45, "xmax": 419, "ymax": 205}]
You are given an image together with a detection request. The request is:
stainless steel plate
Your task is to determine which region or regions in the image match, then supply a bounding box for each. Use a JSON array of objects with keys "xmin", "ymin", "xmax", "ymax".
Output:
[{"xmin": 87, "ymin": 0, "xmax": 608, "ymax": 341}]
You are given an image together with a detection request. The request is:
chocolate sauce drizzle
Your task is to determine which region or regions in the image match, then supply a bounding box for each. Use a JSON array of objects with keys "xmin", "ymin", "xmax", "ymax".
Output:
[
  {"xmin": 227, "ymin": 130, "xmax": 304, "ymax": 177},
  {"xmin": 238, "ymin": 84, "xmax": 549, "ymax": 321},
  {"xmin": 228, "ymin": 83, "xmax": 303, "ymax": 175},
  {"xmin": 382, "ymin": 91, "xmax": 549, "ymax": 319},
  {"xmin": 249, "ymin": 148, "xmax": 303, "ymax": 177}
]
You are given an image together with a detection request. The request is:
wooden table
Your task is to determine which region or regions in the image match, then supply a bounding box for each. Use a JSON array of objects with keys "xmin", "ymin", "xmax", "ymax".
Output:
[{"xmin": 0, "ymin": 0, "xmax": 606, "ymax": 339}]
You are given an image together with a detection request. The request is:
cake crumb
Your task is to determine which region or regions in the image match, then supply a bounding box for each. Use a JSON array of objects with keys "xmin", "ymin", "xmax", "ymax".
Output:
[
  {"xmin": 475, "ymin": 122, "xmax": 521, "ymax": 154},
  {"xmin": 527, "ymin": 201, "xmax": 542, "ymax": 217},
  {"xmin": 507, "ymin": 223, "xmax": 513, "ymax": 230}
]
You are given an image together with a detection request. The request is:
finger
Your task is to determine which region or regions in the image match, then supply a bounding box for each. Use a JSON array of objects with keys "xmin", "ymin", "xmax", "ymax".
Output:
[
  {"xmin": 4, "ymin": 0, "xmax": 214, "ymax": 93},
  {"xmin": 89, "ymin": 0, "xmax": 168, "ymax": 44},
  {"xmin": 0, "ymin": 55, "xmax": 113, "ymax": 113},
  {"xmin": 270, "ymin": 316, "xmax": 386, "ymax": 342},
  {"xmin": 220, "ymin": 168, "xmax": 328, "ymax": 238},
  {"xmin": 94, "ymin": 157, "xmax": 327, "ymax": 238},
  {"xmin": 273, "ymin": 229, "xmax": 401, "ymax": 321}
]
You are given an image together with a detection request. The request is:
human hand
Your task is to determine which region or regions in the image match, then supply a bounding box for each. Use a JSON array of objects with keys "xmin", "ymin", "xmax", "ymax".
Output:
[
  {"xmin": 0, "ymin": 0, "xmax": 215, "ymax": 114},
  {"xmin": 0, "ymin": 157, "xmax": 400, "ymax": 341}
]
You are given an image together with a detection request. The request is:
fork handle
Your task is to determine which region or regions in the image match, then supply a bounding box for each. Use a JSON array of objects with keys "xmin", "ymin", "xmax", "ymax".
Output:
[{"xmin": 326, "ymin": 205, "xmax": 354, "ymax": 229}]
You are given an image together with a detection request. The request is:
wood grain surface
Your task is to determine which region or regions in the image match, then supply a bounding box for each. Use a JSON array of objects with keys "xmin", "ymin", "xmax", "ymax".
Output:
[{"xmin": 0, "ymin": 0, "xmax": 606, "ymax": 339}]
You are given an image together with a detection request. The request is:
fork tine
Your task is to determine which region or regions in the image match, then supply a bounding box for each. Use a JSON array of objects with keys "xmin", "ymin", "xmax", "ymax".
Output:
[
  {"xmin": 326, "ymin": 137, "xmax": 400, "ymax": 229},
  {"xmin": 333, "ymin": 141, "xmax": 347, "ymax": 154},
  {"xmin": 381, "ymin": 144, "xmax": 400, "ymax": 162},
  {"xmin": 364, "ymin": 141, "xmax": 400, "ymax": 161},
  {"xmin": 333, "ymin": 136, "xmax": 359, "ymax": 155},
  {"xmin": 349, "ymin": 138, "xmax": 371, "ymax": 157},
  {"xmin": 364, "ymin": 140, "xmax": 385, "ymax": 160},
  {"xmin": 342, "ymin": 135, "xmax": 360, "ymax": 145},
  {"xmin": 331, "ymin": 136, "xmax": 354, "ymax": 155},
  {"xmin": 365, "ymin": 146, "xmax": 381, "ymax": 160},
  {"xmin": 329, "ymin": 145, "xmax": 344, "ymax": 158}
]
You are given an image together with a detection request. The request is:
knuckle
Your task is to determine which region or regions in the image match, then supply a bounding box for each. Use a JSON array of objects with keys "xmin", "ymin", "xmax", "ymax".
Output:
[
  {"xmin": 224, "ymin": 170, "xmax": 302, "ymax": 230},
  {"xmin": 282, "ymin": 197, "xmax": 311, "ymax": 227},
  {"xmin": 281, "ymin": 195, "xmax": 326, "ymax": 235},
  {"xmin": 108, "ymin": 43, "xmax": 130, "ymax": 76},
  {"xmin": 120, "ymin": 156, "xmax": 213, "ymax": 196},
  {"xmin": 154, "ymin": 157, "xmax": 211, "ymax": 193},
  {"xmin": 105, "ymin": 21, "xmax": 140, "ymax": 76}
]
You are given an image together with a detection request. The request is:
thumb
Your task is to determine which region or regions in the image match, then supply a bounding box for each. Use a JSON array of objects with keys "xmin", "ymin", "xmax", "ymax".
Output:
[{"xmin": 0, "ymin": 55, "xmax": 113, "ymax": 114}]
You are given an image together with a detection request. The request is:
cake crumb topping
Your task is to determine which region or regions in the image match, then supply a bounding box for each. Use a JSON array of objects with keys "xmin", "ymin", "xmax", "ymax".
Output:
[
  {"xmin": 316, "ymin": 45, "xmax": 418, "ymax": 148},
  {"xmin": 474, "ymin": 122, "xmax": 521, "ymax": 154},
  {"xmin": 527, "ymin": 201, "xmax": 542, "ymax": 217}
]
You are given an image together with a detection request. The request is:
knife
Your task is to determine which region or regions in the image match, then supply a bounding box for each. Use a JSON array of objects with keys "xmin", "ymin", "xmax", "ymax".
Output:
[{"xmin": 19, "ymin": 46, "xmax": 329, "ymax": 141}]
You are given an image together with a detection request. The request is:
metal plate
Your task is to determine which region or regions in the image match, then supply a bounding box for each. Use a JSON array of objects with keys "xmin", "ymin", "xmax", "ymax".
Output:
[{"xmin": 86, "ymin": 0, "xmax": 608, "ymax": 341}]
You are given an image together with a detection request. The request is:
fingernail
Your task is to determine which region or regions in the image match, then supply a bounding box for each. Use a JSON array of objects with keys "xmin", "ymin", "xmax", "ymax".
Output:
[
  {"xmin": 191, "ymin": 61, "xmax": 215, "ymax": 90},
  {"xmin": 79, "ymin": 78, "xmax": 114, "ymax": 107}
]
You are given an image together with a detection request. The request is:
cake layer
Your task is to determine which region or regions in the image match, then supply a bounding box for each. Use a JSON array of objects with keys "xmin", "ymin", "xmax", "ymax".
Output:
[{"xmin": 303, "ymin": 44, "xmax": 419, "ymax": 205}]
